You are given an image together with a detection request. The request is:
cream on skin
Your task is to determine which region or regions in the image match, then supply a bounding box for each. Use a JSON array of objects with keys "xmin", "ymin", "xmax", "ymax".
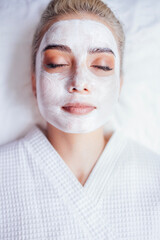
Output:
[{"xmin": 35, "ymin": 19, "xmax": 120, "ymax": 134}]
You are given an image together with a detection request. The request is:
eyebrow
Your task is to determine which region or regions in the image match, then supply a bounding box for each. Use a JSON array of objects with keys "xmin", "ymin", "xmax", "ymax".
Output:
[
  {"xmin": 88, "ymin": 47, "xmax": 115, "ymax": 56},
  {"xmin": 43, "ymin": 44, "xmax": 72, "ymax": 53},
  {"xmin": 43, "ymin": 44, "xmax": 115, "ymax": 56}
]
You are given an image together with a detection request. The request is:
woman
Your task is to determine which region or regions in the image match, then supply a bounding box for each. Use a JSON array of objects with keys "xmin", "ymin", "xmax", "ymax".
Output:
[{"xmin": 0, "ymin": 0, "xmax": 160, "ymax": 239}]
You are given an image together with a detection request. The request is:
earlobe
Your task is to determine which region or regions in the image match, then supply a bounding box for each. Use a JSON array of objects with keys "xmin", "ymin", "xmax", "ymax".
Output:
[
  {"xmin": 32, "ymin": 73, "xmax": 37, "ymax": 98},
  {"xmin": 120, "ymin": 76, "xmax": 123, "ymax": 89},
  {"xmin": 118, "ymin": 76, "xmax": 123, "ymax": 98},
  {"xmin": 120, "ymin": 76, "xmax": 123, "ymax": 91}
]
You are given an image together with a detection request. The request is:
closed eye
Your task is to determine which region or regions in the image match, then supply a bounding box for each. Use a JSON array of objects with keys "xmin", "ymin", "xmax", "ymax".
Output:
[
  {"xmin": 45, "ymin": 63, "xmax": 68, "ymax": 69},
  {"xmin": 45, "ymin": 63, "xmax": 113, "ymax": 72},
  {"xmin": 91, "ymin": 65, "xmax": 113, "ymax": 71}
]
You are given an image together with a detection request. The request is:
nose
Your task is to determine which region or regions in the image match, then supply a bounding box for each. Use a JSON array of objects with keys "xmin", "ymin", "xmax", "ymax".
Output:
[
  {"xmin": 68, "ymin": 66, "xmax": 91, "ymax": 94},
  {"xmin": 68, "ymin": 81, "xmax": 90, "ymax": 94}
]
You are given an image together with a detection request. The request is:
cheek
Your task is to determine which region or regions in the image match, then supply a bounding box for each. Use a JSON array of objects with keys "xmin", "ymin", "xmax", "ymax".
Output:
[
  {"xmin": 37, "ymin": 72, "xmax": 66, "ymax": 105},
  {"xmin": 94, "ymin": 75, "xmax": 119, "ymax": 105}
]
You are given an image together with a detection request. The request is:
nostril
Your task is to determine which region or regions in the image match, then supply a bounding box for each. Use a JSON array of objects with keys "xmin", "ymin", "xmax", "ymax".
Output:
[{"xmin": 69, "ymin": 86, "xmax": 89, "ymax": 93}]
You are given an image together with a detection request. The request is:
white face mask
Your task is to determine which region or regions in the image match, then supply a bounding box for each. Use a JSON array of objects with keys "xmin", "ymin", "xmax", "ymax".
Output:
[{"xmin": 35, "ymin": 19, "xmax": 120, "ymax": 133}]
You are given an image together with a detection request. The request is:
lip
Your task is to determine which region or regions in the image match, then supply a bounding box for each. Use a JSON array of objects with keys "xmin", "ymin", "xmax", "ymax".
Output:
[{"xmin": 62, "ymin": 102, "xmax": 96, "ymax": 115}]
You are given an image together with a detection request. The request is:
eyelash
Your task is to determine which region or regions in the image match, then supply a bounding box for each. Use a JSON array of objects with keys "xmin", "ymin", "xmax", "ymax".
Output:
[
  {"xmin": 45, "ymin": 63, "xmax": 67, "ymax": 68},
  {"xmin": 91, "ymin": 65, "xmax": 113, "ymax": 71},
  {"xmin": 45, "ymin": 63, "xmax": 113, "ymax": 71}
]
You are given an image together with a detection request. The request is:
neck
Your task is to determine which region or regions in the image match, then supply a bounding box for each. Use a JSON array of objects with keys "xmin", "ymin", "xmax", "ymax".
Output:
[{"xmin": 46, "ymin": 123, "xmax": 112, "ymax": 185}]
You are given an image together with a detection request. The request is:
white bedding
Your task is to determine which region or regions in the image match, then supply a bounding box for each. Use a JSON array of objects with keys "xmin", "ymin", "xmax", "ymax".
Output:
[{"xmin": 0, "ymin": 0, "xmax": 160, "ymax": 154}]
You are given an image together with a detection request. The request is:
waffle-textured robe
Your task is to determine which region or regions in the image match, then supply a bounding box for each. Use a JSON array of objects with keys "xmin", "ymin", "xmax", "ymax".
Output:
[{"xmin": 0, "ymin": 125, "xmax": 160, "ymax": 240}]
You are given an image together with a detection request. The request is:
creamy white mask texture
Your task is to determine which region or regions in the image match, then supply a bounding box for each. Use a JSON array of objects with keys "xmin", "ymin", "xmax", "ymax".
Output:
[{"xmin": 35, "ymin": 19, "xmax": 120, "ymax": 133}]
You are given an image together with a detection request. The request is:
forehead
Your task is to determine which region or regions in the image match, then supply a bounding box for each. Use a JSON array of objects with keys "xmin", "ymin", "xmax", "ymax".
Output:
[{"xmin": 40, "ymin": 19, "xmax": 118, "ymax": 55}]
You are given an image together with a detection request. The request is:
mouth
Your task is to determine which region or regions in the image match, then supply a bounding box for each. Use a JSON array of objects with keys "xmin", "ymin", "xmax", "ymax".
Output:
[{"xmin": 62, "ymin": 102, "xmax": 96, "ymax": 115}]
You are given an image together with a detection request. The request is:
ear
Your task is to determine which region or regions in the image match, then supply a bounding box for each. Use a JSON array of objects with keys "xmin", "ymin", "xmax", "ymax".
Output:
[
  {"xmin": 32, "ymin": 73, "xmax": 37, "ymax": 98},
  {"xmin": 119, "ymin": 76, "xmax": 123, "ymax": 94}
]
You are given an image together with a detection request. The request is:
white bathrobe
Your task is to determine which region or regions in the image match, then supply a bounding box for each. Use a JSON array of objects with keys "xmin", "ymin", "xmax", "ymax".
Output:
[{"xmin": 0, "ymin": 125, "xmax": 160, "ymax": 240}]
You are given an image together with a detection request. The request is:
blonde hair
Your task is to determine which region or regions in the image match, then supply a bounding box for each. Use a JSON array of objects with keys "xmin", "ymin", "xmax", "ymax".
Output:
[{"xmin": 32, "ymin": 0, "xmax": 125, "ymax": 76}]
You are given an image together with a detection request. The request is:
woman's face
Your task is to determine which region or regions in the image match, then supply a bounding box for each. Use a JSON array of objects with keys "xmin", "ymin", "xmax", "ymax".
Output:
[{"xmin": 34, "ymin": 14, "xmax": 121, "ymax": 133}]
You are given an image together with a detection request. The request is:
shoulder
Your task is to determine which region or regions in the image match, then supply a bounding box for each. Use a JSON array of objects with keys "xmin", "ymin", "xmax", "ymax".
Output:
[
  {"xmin": 0, "ymin": 126, "xmax": 38, "ymax": 178},
  {"xmin": 115, "ymin": 129, "xmax": 160, "ymax": 167},
  {"xmin": 0, "ymin": 125, "xmax": 43, "ymax": 165},
  {"xmin": 0, "ymin": 125, "xmax": 46, "ymax": 177},
  {"xmin": 0, "ymin": 138, "xmax": 26, "ymax": 175},
  {"xmin": 125, "ymin": 135, "xmax": 160, "ymax": 164},
  {"xmin": 120, "ymin": 134, "xmax": 160, "ymax": 185},
  {"xmin": 0, "ymin": 138, "xmax": 23, "ymax": 160}
]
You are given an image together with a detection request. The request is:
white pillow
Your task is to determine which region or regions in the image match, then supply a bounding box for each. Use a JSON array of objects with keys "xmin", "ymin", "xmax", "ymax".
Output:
[{"xmin": 0, "ymin": 0, "xmax": 160, "ymax": 154}]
